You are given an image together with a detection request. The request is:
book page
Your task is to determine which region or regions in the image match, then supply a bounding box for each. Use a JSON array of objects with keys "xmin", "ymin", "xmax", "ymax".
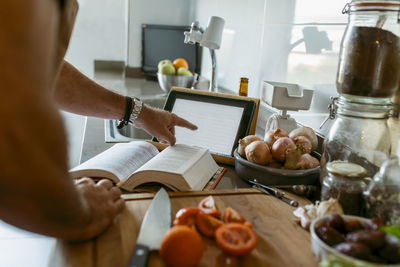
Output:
[
  {"xmin": 171, "ymin": 98, "xmax": 244, "ymax": 156},
  {"xmin": 70, "ymin": 141, "xmax": 159, "ymax": 181},
  {"xmin": 135, "ymin": 144, "xmax": 206, "ymax": 174}
]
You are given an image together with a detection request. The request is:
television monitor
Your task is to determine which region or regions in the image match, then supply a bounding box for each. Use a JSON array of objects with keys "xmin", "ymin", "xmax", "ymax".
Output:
[{"xmin": 141, "ymin": 24, "xmax": 202, "ymax": 77}]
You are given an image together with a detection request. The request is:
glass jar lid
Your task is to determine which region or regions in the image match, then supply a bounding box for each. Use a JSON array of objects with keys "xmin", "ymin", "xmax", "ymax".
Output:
[
  {"xmin": 344, "ymin": 1, "xmax": 400, "ymax": 13},
  {"xmin": 335, "ymin": 96, "xmax": 392, "ymax": 119},
  {"xmin": 327, "ymin": 160, "xmax": 367, "ymax": 179}
]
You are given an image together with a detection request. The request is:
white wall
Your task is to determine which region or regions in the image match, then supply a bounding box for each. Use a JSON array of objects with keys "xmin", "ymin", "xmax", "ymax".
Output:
[
  {"xmin": 192, "ymin": 0, "xmax": 348, "ymax": 133},
  {"xmin": 63, "ymin": 0, "xmax": 128, "ymax": 167},
  {"xmin": 127, "ymin": 0, "xmax": 196, "ymax": 67},
  {"xmin": 126, "ymin": 0, "xmax": 349, "ymax": 134},
  {"xmin": 67, "ymin": 0, "xmax": 128, "ymax": 77}
]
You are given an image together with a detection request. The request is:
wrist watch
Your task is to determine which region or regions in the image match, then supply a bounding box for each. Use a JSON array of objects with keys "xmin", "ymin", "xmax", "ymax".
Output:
[{"xmin": 129, "ymin": 97, "xmax": 143, "ymax": 125}]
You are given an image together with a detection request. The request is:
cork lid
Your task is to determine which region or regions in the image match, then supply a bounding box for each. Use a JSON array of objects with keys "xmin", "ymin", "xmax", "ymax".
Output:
[{"xmin": 327, "ymin": 161, "xmax": 367, "ymax": 179}]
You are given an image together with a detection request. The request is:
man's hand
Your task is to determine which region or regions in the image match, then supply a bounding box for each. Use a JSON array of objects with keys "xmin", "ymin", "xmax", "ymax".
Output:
[
  {"xmin": 134, "ymin": 104, "xmax": 197, "ymax": 145},
  {"xmin": 73, "ymin": 178, "xmax": 124, "ymax": 240}
]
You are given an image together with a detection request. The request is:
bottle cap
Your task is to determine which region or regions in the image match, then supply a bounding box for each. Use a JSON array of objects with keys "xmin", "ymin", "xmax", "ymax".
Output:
[
  {"xmin": 327, "ymin": 160, "xmax": 367, "ymax": 179},
  {"xmin": 240, "ymin": 77, "xmax": 248, "ymax": 83}
]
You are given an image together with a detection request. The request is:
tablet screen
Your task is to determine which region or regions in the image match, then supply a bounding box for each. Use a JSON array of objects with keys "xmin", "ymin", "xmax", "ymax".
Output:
[
  {"xmin": 161, "ymin": 90, "xmax": 256, "ymax": 157},
  {"xmin": 172, "ymin": 99, "xmax": 244, "ymax": 156}
]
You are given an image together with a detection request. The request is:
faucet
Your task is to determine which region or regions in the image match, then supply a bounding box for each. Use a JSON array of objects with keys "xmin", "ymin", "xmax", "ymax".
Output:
[
  {"xmin": 184, "ymin": 17, "xmax": 225, "ymax": 92},
  {"xmin": 209, "ymin": 49, "xmax": 217, "ymax": 92}
]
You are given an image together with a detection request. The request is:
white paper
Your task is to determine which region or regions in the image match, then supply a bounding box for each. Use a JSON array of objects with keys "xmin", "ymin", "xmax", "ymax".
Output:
[
  {"xmin": 69, "ymin": 141, "xmax": 159, "ymax": 180},
  {"xmin": 136, "ymin": 144, "xmax": 206, "ymax": 174}
]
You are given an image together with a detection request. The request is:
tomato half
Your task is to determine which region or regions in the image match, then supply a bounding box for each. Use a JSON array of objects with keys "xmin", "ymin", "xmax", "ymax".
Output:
[
  {"xmin": 223, "ymin": 207, "xmax": 254, "ymax": 229},
  {"xmin": 222, "ymin": 207, "xmax": 245, "ymax": 223},
  {"xmin": 195, "ymin": 211, "xmax": 224, "ymax": 237},
  {"xmin": 215, "ymin": 223, "xmax": 258, "ymax": 256},
  {"xmin": 173, "ymin": 207, "xmax": 200, "ymax": 228},
  {"xmin": 198, "ymin": 196, "xmax": 221, "ymax": 218}
]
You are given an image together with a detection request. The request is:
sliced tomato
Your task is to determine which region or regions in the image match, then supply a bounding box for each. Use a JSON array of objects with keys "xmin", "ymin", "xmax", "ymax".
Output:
[
  {"xmin": 198, "ymin": 196, "xmax": 221, "ymax": 218},
  {"xmin": 215, "ymin": 223, "xmax": 258, "ymax": 256},
  {"xmin": 243, "ymin": 221, "xmax": 254, "ymax": 229},
  {"xmin": 222, "ymin": 207, "xmax": 245, "ymax": 223},
  {"xmin": 222, "ymin": 207, "xmax": 252, "ymax": 227},
  {"xmin": 195, "ymin": 211, "xmax": 224, "ymax": 238},
  {"xmin": 173, "ymin": 207, "xmax": 200, "ymax": 228}
]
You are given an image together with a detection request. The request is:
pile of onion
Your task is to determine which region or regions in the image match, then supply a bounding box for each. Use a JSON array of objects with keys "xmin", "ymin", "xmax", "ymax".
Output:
[{"xmin": 238, "ymin": 126, "xmax": 320, "ymax": 170}]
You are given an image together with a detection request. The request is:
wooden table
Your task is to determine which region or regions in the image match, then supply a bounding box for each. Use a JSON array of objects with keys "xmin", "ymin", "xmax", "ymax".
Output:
[{"xmin": 47, "ymin": 189, "xmax": 318, "ymax": 267}]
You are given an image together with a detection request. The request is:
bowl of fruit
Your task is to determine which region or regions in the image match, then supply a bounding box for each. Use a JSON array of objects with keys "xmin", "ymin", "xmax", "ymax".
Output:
[
  {"xmin": 311, "ymin": 213, "xmax": 400, "ymax": 266},
  {"xmin": 157, "ymin": 58, "xmax": 198, "ymax": 94},
  {"xmin": 234, "ymin": 126, "xmax": 321, "ymax": 185}
]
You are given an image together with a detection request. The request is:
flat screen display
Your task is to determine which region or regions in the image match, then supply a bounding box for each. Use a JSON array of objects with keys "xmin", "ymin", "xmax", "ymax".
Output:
[
  {"xmin": 172, "ymin": 99, "xmax": 245, "ymax": 156},
  {"xmin": 142, "ymin": 24, "xmax": 201, "ymax": 75},
  {"xmin": 159, "ymin": 90, "xmax": 256, "ymax": 157}
]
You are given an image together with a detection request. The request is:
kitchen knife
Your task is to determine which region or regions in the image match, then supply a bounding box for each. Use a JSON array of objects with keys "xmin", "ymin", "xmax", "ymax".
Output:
[
  {"xmin": 128, "ymin": 188, "xmax": 171, "ymax": 267},
  {"xmin": 252, "ymin": 184, "xmax": 299, "ymax": 207}
]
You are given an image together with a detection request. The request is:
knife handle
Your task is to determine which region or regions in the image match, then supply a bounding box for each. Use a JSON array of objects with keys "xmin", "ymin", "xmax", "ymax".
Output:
[{"xmin": 127, "ymin": 244, "xmax": 150, "ymax": 267}]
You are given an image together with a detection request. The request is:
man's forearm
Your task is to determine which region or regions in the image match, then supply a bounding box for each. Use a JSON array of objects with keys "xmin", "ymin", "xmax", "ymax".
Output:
[
  {"xmin": 0, "ymin": 0, "xmax": 95, "ymax": 240},
  {"xmin": 55, "ymin": 61, "xmax": 126, "ymax": 120}
]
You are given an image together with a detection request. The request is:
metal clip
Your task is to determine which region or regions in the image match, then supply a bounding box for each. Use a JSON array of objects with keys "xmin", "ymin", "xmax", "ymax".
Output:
[
  {"xmin": 319, "ymin": 96, "xmax": 338, "ymax": 129},
  {"xmin": 398, "ymin": 8, "xmax": 400, "ymax": 24},
  {"xmin": 342, "ymin": 3, "xmax": 350, "ymax": 14}
]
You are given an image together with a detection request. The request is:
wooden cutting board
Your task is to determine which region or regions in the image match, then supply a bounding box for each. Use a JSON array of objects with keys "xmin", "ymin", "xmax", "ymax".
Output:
[{"xmin": 49, "ymin": 189, "xmax": 318, "ymax": 267}]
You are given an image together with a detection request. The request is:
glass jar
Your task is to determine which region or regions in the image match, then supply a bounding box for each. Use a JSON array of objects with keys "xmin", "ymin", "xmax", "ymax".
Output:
[
  {"xmin": 337, "ymin": 0, "xmax": 400, "ymax": 100},
  {"xmin": 321, "ymin": 96, "xmax": 392, "ymax": 180},
  {"xmin": 364, "ymin": 141, "xmax": 400, "ymax": 224},
  {"xmin": 321, "ymin": 161, "xmax": 368, "ymax": 216}
]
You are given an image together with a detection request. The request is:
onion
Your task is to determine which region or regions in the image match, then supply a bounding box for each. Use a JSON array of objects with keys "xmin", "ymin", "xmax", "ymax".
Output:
[
  {"xmin": 297, "ymin": 154, "xmax": 320, "ymax": 170},
  {"xmin": 284, "ymin": 147, "xmax": 303, "ymax": 170},
  {"xmin": 264, "ymin": 128, "xmax": 289, "ymax": 148},
  {"xmin": 292, "ymin": 136, "xmax": 312, "ymax": 154},
  {"xmin": 267, "ymin": 159, "xmax": 282, "ymax": 169},
  {"xmin": 237, "ymin": 135, "xmax": 261, "ymax": 158},
  {"xmin": 271, "ymin": 137, "xmax": 296, "ymax": 162},
  {"xmin": 289, "ymin": 126, "xmax": 318, "ymax": 152},
  {"xmin": 245, "ymin": 140, "xmax": 271, "ymax": 165}
]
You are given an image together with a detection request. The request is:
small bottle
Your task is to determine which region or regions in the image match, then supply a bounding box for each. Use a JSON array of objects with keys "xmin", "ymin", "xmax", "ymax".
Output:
[{"xmin": 238, "ymin": 77, "xmax": 248, "ymax": 96}]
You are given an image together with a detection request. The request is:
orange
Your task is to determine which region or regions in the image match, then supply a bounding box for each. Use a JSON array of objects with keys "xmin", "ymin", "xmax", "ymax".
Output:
[
  {"xmin": 173, "ymin": 58, "xmax": 189, "ymax": 71},
  {"xmin": 159, "ymin": 225, "xmax": 203, "ymax": 267}
]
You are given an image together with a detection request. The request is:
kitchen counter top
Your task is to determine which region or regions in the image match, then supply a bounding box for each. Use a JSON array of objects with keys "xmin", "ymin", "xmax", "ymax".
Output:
[{"xmin": 1, "ymin": 69, "xmax": 398, "ymax": 267}]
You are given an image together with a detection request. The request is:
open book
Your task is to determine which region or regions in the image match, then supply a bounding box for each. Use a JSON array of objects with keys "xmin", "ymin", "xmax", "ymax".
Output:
[{"xmin": 69, "ymin": 141, "xmax": 220, "ymax": 192}]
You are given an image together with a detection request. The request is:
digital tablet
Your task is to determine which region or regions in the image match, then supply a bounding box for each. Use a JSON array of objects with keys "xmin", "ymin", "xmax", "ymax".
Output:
[{"xmin": 155, "ymin": 88, "xmax": 257, "ymax": 157}]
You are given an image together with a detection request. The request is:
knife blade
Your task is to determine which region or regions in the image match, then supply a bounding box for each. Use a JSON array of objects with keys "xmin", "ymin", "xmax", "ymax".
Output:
[{"xmin": 128, "ymin": 188, "xmax": 171, "ymax": 267}]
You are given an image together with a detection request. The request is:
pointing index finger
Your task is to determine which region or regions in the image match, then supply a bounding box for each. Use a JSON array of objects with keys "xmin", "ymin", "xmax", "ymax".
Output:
[{"xmin": 172, "ymin": 114, "xmax": 198, "ymax": 130}]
